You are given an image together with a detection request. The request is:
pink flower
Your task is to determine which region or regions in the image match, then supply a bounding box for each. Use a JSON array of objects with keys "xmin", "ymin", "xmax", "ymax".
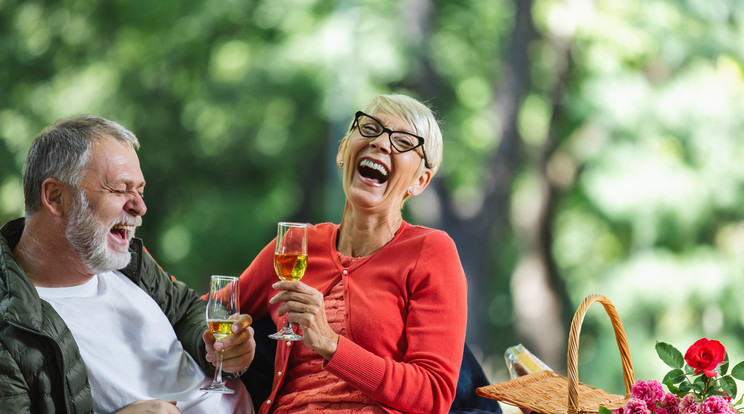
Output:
[
  {"xmin": 679, "ymin": 394, "xmax": 701, "ymax": 414},
  {"xmin": 700, "ymin": 396, "xmax": 732, "ymax": 414},
  {"xmin": 624, "ymin": 398, "xmax": 651, "ymax": 414},
  {"xmin": 613, "ymin": 408, "xmax": 625, "ymax": 414},
  {"xmin": 656, "ymin": 393, "xmax": 681, "ymax": 414},
  {"xmin": 631, "ymin": 380, "xmax": 665, "ymax": 409}
]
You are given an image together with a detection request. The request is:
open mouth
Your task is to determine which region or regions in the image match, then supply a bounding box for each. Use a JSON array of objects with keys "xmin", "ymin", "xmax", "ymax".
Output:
[
  {"xmin": 358, "ymin": 159, "xmax": 389, "ymax": 184},
  {"xmin": 110, "ymin": 224, "xmax": 134, "ymax": 243}
]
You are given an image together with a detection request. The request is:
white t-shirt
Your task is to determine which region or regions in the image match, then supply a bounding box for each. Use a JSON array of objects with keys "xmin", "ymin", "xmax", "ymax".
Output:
[{"xmin": 36, "ymin": 271, "xmax": 254, "ymax": 414}]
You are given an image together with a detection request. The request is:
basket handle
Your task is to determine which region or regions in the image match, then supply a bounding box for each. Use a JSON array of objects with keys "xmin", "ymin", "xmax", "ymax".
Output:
[{"xmin": 566, "ymin": 294, "xmax": 635, "ymax": 414}]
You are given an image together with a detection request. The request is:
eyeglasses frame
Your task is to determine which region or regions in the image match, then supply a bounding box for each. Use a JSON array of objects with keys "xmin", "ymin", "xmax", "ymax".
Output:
[{"xmin": 352, "ymin": 111, "xmax": 431, "ymax": 169}]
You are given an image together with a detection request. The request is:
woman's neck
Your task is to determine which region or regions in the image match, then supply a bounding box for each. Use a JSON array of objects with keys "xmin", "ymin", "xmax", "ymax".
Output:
[{"xmin": 336, "ymin": 205, "xmax": 403, "ymax": 258}]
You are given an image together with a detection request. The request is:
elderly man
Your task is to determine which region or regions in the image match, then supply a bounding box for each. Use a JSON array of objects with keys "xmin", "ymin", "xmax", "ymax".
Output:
[{"xmin": 0, "ymin": 115, "xmax": 255, "ymax": 413}]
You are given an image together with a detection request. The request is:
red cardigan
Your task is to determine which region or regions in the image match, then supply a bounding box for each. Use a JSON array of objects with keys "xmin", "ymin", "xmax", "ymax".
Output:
[{"xmin": 238, "ymin": 221, "xmax": 468, "ymax": 414}]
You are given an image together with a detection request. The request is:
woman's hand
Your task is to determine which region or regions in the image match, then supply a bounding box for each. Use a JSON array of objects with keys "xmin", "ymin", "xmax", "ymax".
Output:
[
  {"xmin": 269, "ymin": 281, "xmax": 339, "ymax": 360},
  {"xmin": 203, "ymin": 314, "xmax": 255, "ymax": 373}
]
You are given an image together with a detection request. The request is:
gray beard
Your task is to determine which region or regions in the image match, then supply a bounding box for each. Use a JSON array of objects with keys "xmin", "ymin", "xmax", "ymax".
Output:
[{"xmin": 65, "ymin": 190, "xmax": 135, "ymax": 274}]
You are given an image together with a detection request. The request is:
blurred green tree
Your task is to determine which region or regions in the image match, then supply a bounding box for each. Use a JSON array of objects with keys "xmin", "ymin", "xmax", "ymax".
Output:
[{"xmin": 1, "ymin": 0, "xmax": 743, "ymax": 394}]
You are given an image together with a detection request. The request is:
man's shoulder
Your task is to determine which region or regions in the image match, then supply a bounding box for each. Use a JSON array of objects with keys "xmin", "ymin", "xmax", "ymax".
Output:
[
  {"xmin": 0, "ymin": 218, "xmax": 25, "ymax": 244},
  {"xmin": 0, "ymin": 218, "xmax": 28, "ymax": 294}
]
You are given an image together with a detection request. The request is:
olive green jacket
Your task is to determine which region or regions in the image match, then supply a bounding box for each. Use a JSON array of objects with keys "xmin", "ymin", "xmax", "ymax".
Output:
[{"xmin": 0, "ymin": 218, "xmax": 212, "ymax": 413}]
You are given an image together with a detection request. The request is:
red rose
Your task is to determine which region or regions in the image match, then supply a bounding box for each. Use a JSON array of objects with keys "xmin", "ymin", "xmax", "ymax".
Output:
[{"xmin": 684, "ymin": 338, "xmax": 726, "ymax": 378}]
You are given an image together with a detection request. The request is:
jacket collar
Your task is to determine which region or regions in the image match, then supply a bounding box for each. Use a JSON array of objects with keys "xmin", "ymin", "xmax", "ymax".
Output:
[{"xmin": 0, "ymin": 217, "xmax": 144, "ymax": 331}]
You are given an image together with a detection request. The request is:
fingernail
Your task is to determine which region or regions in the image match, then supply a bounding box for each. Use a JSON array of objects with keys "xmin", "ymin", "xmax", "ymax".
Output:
[
  {"xmin": 214, "ymin": 342, "xmax": 223, "ymax": 351},
  {"xmin": 272, "ymin": 282, "xmax": 280, "ymax": 288}
]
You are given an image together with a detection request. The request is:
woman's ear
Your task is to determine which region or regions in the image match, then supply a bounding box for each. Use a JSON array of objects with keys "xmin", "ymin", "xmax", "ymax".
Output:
[
  {"xmin": 408, "ymin": 169, "xmax": 432, "ymax": 197},
  {"xmin": 336, "ymin": 137, "xmax": 347, "ymax": 168},
  {"xmin": 40, "ymin": 178, "xmax": 66, "ymax": 217}
]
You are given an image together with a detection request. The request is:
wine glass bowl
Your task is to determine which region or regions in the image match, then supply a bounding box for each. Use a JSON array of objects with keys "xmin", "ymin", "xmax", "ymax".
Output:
[
  {"xmin": 200, "ymin": 275, "xmax": 239, "ymax": 394},
  {"xmin": 268, "ymin": 222, "xmax": 308, "ymax": 341}
]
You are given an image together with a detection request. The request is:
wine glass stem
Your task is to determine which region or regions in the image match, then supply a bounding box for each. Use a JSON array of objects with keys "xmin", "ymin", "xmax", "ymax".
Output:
[
  {"xmin": 213, "ymin": 350, "xmax": 225, "ymax": 384},
  {"xmin": 283, "ymin": 314, "xmax": 291, "ymax": 331}
]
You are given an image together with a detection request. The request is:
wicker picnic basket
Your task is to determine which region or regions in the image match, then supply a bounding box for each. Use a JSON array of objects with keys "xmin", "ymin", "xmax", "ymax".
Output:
[{"xmin": 476, "ymin": 294, "xmax": 635, "ymax": 414}]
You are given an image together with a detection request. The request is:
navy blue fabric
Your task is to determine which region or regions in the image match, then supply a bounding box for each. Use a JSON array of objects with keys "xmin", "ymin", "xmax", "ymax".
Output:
[{"xmin": 449, "ymin": 343, "xmax": 502, "ymax": 413}]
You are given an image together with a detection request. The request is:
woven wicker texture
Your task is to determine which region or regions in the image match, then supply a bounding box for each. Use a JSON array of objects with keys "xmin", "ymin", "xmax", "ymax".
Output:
[{"xmin": 476, "ymin": 294, "xmax": 635, "ymax": 414}]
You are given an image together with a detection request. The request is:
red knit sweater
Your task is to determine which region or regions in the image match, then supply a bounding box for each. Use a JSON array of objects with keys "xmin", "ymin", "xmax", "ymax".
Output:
[{"xmin": 238, "ymin": 221, "xmax": 468, "ymax": 414}]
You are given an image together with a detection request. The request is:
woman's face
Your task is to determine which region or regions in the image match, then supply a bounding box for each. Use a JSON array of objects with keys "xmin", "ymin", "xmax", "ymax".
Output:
[{"xmin": 337, "ymin": 111, "xmax": 431, "ymax": 215}]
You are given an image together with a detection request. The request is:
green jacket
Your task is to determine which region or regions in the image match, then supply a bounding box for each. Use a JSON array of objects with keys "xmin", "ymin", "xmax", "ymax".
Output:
[{"xmin": 0, "ymin": 218, "xmax": 212, "ymax": 413}]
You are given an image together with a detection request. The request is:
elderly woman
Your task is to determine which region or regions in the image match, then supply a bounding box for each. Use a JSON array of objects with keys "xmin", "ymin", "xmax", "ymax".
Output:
[{"xmin": 238, "ymin": 94, "xmax": 467, "ymax": 413}]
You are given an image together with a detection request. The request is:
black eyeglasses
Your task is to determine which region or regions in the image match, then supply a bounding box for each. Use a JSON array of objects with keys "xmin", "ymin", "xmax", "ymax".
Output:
[{"xmin": 353, "ymin": 111, "xmax": 431, "ymax": 169}]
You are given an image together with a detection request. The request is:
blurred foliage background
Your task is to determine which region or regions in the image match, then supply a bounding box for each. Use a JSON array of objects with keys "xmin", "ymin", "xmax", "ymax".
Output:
[{"xmin": 2, "ymin": 0, "xmax": 744, "ymax": 397}]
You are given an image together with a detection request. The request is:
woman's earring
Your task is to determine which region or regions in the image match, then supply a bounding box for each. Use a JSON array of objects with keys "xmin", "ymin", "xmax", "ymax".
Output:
[
  {"xmin": 339, "ymin": 161, "xmax": 344, "ymax": 168},
  {"xmin": 408, "ymin": 187, "xmax": 414, "ymax": 195}
]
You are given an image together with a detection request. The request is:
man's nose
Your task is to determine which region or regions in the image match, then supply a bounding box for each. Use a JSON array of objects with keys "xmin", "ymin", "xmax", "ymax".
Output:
[{"xmin": 126, "ymin": 193, "xmax": 147, "ymax": 217}]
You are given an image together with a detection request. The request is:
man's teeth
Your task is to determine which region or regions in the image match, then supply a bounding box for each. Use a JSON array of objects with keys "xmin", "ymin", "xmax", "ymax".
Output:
[
  {"xmin": 360, "ymin": 159, "xmax": 388, "ymax": 177},
  {"xmin": 112, "ymin": 225, "xmax": 134, "ymax": 231}
]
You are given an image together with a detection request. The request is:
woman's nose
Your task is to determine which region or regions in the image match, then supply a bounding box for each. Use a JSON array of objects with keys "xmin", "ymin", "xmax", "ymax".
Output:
[{"xmin": 369, "ymin": 133, "xmax": 392, "ymax": 154}]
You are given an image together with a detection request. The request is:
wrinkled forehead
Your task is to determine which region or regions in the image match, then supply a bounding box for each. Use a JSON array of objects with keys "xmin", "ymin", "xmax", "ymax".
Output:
[{"xmin": 82, "ymin": 139, "xmax": 144, "ymax": 185}]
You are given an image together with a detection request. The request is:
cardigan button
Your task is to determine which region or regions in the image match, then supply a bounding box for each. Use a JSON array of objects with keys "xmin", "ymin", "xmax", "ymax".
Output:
[
  {"xmin": 277, "ymin": 371, "xmax": 283, "ymax": 376},
  {"xmin": 266, "ymin": 400, "xmax": 272, "ymax": 404},
  {"xmin": 342, "ymin": 270, "xmax": 348, "ymax": 275},
  {"xmin": 286, "ymin": 341, "xmax": 292, "ymax": 346}
]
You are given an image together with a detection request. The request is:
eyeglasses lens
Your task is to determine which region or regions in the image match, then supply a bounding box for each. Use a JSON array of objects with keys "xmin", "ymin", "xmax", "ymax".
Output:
[{"xmin": 356, "ymin": 114, "xmax": 420, "ymax": 153}]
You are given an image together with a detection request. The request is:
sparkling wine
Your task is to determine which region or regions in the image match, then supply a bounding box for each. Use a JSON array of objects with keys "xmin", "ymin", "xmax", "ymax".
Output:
[
  {"xmin": 274, "ymin": 253, "xmax": 308, "ymax": 281},
  {"xmin": 208, "ymin": 319, "xmax": 235, "ymax": 340}
]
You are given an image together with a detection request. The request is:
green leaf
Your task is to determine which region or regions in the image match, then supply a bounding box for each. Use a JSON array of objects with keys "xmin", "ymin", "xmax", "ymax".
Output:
[
  {"xmin": 689, "ymin": 376, "xmax": 705, "ymax": 395},
  {"xmin": 665, "ymin": 382, "xmax": 682, "ymax": 396},
  {"xmin": 599, "ymin": 406, "xmax": 613, "ymax": 414},
  {"xmin": 731, "ymin": 362, "xmax": 744, "ymax": 380},
  {"xmin": 721, "ymin": 376, "xmax": 737, "ymax": 399},
  {"xmin": 657, "ymin": 342, "xmax": 685, "ymax": 369},
  {"xmin": 693, "ymin": 376, "xmax": 706, "ymax": 388},
  {"xmin": 663, "ymin": 369, "xmax": 686, "ymax": 385},
  {"xmin": 679, "ymin": 381, "xmax": 692, "ymax": 393},
  {"xmin": 721, "ymin": 353, "xmax": 730, "ymax": 376}
]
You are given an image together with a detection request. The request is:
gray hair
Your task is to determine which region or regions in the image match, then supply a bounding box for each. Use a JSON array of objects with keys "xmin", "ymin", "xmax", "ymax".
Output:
[
  {"xmin": 23, "ymin": 114, "xmax": 140, "ymax": 215},
  {"xmin": 343, "ymin": 94, "xmax": 444, "ymax": 175}
]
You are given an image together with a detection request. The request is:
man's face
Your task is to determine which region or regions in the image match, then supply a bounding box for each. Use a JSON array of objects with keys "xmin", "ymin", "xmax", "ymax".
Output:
[{"xmin": 65, "ymin": 138, "xmax": 147, "ymax": 274}]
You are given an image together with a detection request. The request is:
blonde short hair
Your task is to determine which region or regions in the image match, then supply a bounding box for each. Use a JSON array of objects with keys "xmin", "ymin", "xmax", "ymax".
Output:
[{"xmin": 342, "ymin": 94, "xmax": 443, "ymax": 175}]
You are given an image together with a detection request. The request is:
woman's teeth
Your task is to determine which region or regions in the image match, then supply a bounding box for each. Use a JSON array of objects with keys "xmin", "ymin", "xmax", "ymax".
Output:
[{"xmin": 359, "ymin": 159, "xmax": 388, "ymax": 178}]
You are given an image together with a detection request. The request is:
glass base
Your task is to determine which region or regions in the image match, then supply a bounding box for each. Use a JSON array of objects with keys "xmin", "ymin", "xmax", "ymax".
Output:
[
  {"xmin": 200, "ymin": 382, "xmax": 235, "ymax": 394},
  {"xmin": 268, "ymin": 329, "xmax": 302, "ymax": 341}
]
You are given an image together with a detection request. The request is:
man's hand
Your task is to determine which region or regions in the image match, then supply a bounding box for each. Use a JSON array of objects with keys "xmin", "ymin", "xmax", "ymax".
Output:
[
  {"xmin": 203, "ymin": 314, "xmax": 255, "ymax": 373},
  {"xmin": 115, "ymin": 400, "xmax": 179, "ymax": 413}
]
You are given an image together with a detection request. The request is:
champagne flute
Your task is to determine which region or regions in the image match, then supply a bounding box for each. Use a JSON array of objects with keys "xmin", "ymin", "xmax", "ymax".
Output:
[
  {"xmin": 268, "ymin": 222, "xmax": 308, "ymax": 341},
  {"xmin": 200, "ymin": 275, "xmax": 239, "ymax": 393}
]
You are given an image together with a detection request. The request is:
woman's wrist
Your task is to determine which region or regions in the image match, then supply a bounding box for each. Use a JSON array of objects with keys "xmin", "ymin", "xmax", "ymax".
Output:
[{"xmin": 316, "ymin": 333, "xmax": 339, "ymax": 361}]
